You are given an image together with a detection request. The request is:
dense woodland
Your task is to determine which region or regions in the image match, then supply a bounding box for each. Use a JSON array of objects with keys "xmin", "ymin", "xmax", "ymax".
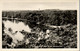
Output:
[
  {"xmin": 2, "ymin": 9, "xmax": 77, "ymax": 48},
  {"xmin": 2, "ymin": 10, "xmax": 77, "ymax": 26}
]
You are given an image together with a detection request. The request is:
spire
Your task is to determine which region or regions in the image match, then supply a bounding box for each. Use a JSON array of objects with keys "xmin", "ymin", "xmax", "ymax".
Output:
[{"xmin": 39, "ymin": 8, "xmax": 40, "ymax": 10}]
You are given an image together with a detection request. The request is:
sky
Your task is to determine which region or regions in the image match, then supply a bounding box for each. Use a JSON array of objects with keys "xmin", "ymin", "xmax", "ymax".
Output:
[{"xmin": 2, "ymin": 0, "xmax": 78, "ymax": 10}]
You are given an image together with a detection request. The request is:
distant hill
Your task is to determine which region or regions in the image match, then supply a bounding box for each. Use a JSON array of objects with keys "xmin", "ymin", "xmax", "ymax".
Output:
[{"xmin": 2, "ymin": 9, "xmax": 77, "ymax": 26}]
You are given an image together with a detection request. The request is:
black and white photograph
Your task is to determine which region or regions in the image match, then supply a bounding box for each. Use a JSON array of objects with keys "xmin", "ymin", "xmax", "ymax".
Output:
[{"xmin": 1, "ymin": 0, "xmax": 79, "ymax": 49}]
